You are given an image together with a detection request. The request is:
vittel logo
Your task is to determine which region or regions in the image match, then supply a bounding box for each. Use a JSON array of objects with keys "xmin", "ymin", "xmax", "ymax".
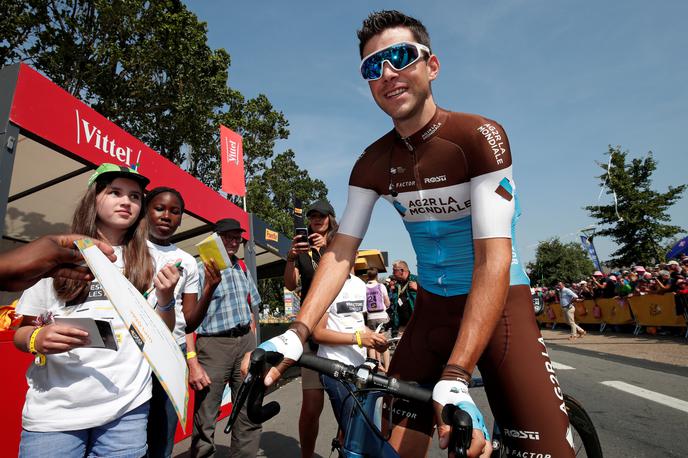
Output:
[
  {"xmin": 75, "ymin": 109, "xmax": 142, "ymax": 168},
  {"xmin": 225, "ymin": 137, "xmax": 240, "ymax": 165}
]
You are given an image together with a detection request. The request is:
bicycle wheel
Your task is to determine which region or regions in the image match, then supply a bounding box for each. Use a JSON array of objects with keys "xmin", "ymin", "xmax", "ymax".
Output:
[
  {"xmin": 564, "ymin": 394, "xmax": 603, "ymax": 457},
  {"xmin": 490, "ymin": 395, "xmax": 602, "ymax": 457}
]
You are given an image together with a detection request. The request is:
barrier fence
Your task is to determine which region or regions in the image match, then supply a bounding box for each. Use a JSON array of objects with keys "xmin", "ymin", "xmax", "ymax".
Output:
[{"xmin": 538, "ymin": 294, "xmax": 688, "ymax": 336}]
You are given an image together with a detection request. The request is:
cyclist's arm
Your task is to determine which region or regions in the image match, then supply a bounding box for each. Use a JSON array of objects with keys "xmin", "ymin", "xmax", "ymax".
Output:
[
  {"xmin": 296, "ymin": 233, "xmax": 361, "ymax": 333},
  {"xmin": 446, "ymin": 237, "xmax": 511, "ymax": 372},
  {"xmin": 295, "ymin": 184, "xmax": 377, "ymax": 336}
]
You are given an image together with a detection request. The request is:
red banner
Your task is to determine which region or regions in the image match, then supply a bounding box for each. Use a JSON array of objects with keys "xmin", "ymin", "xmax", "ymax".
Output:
[
  {"xmin": 220, "ymin": 125, "xmax": 246, "ymax": 196},
  {"xmin": 7, "ymin": 64, "xmax": 247, "ymax": 228}
]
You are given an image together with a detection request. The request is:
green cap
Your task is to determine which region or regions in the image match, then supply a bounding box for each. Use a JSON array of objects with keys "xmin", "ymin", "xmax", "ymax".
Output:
[{"xmin": 87, "ymin": 163, "xmax": 150, "ymax": 189}]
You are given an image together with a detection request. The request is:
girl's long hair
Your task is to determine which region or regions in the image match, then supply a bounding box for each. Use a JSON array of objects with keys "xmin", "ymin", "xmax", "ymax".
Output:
[{"xmin": 54, "ymin": 178, "xmax": 154, "ymax": 302}]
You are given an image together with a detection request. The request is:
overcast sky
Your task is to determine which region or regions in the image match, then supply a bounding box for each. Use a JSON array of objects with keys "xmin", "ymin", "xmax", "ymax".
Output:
[{"xmin": 186, "ymin": 0, "xmax": 688, "ymax": 272}]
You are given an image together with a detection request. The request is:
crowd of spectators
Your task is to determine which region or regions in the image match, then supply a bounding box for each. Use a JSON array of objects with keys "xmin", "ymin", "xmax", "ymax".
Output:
[{"xmin": 538, "ymin": 253, "xmax": 688, "ymax": 303}]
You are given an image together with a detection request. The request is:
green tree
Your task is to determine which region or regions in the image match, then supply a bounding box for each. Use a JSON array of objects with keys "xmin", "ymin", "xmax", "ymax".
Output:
[
  {"xmin": 585, "ymin": 146, "xmax": 686, "ymax": 267},
  {"xmin": 526, "ymin": 238, "xmax": 594, "ymax": 287},
  {"xmin": 1, "ymin": 0, "xmax": 328, "ymax": 234}
]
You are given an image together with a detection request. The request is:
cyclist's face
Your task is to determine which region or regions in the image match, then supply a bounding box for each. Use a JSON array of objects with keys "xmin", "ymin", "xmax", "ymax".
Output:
[
  {"xmin": 147, "ymin": 192, "xmax": 183, "ymax": 243},
  {"xmin": 363, "ymin": 27, "xmax": 438, "ymax": 129}
]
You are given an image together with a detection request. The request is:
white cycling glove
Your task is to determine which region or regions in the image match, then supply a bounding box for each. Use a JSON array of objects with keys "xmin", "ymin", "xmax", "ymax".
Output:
[
  {"xmin": 433, "ymin": 379, "xmax": 490, "ymax": 440},
  {"xmin": 257, "ymin": 329, "xmax": 303, "ymax": 362}
]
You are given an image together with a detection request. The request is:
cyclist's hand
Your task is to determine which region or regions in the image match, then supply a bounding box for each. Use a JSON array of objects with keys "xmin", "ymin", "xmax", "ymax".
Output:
[
  {"xmin": 433, "ymin": 379, "xmax": 492, "ymax": 458},
  {"xmin": 35, "ymin": 324, "xmax": 91, "ymax": 354},
  {"xmin": 187, "ymin": 356, "xmax": 212, "ymax": 391},
  {"xmin": 240, "ymin": 329, "xmax": 303, "ymax": 386}
]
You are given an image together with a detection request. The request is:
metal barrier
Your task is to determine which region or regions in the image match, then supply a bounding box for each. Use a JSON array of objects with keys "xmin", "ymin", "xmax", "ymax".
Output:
[{"xmin": 536, "ymin": 294, "xmax": 688, "ymax": 337}]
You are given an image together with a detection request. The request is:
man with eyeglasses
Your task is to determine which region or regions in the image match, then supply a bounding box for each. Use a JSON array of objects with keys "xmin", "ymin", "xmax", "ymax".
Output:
[
  {"xmin": 252, "ymin": 10, "xmax": 574, "ymax": 458},
  {"xmin": 387, "ymin": 260, "xmax": 417, "ymax": 337},
  {"xmin": 188, "ymin": 218, "xmax": 262, "ymax": 458}
]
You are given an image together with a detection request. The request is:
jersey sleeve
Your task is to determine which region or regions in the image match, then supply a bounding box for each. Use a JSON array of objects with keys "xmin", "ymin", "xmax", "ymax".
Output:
[
  {"xmin": 338, "ymin": 149, "xmax": 384, "ymax": 239},
  {"xmin": 337, "ymin": 185, "xmax": 379, "ymax": 239},
  {"xmin": 469, "ymin": 120, "xmax": 516, "ymax": 239}
]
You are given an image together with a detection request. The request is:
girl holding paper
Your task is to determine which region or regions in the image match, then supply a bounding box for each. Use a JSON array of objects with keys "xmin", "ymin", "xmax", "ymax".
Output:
[
  {"xmin": 12, "ymin": 163, "xmax": 178, "ymax": 458},
  {"xmin": 145, "ymin": 186, "xmax": 201, "ymax": 458}
]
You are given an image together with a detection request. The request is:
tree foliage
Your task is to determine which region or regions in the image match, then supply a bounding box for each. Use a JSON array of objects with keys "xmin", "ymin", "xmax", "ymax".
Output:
[
  {"xmin": 526, "ymin": 238, "xmax": 594, "ymax": 287},
  {"xmin": 585, "ymin": 146, "xmax": 686, "ymax": 267},
  {"xmin": 1, "ymin": 0, "xmax": 328, "ymax": 246}
]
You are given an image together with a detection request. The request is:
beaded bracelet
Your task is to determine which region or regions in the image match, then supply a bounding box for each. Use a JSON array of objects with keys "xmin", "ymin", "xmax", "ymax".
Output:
[{"xmin": 157, "ymin": 297, "xmax": 176, "ymax": 312}]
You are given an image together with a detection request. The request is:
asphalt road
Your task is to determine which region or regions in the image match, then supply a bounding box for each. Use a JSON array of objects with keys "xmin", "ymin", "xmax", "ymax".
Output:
[{"xmin": 173, "ymin": 330, "xmax": 688, "ymax": 457}]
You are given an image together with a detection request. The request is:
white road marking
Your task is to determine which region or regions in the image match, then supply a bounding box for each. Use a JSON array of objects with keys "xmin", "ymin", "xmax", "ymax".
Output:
[
  {"xmin": 552, "ymin": 361, "xmax": 575, "ymax": 370},
  {"xmin": 601, "ymin": 381, "xmax": 688, "ymax": 413}
]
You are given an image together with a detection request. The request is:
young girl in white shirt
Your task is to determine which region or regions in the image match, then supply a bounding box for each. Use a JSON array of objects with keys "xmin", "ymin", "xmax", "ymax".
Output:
[{"xmin": 13, "ymin": 164, "xmax": 179, "ymax": 458}]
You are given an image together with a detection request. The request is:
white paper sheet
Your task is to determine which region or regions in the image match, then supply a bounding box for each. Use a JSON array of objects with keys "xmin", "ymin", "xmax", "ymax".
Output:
[{"xmin": 75, "ymin": 238, "xmax": 189, "ymax": 430}]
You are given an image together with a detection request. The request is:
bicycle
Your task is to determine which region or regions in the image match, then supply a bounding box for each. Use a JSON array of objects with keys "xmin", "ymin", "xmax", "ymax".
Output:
[{"xmin": 227, "ymin": 349, "xmax": 602, "ymax": 457}]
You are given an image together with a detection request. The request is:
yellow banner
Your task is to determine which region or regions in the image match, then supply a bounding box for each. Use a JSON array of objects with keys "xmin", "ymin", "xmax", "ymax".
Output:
[{"xmin": 628, "ymin": 294, "xmax": 686, "ymax": 327}]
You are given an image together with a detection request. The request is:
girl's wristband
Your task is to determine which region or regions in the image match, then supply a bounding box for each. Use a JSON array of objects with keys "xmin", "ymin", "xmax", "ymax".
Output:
[
  {"xmin": 186, "ymin": 351, "xmax": 197, "ymax": 360},
  {"xmin": 28, "ymin": 327, "xmax": 46, "ymax": 366},
  {"xmin": 157, "ymin": 297, "xmax": 176, "ymax": 312},
  {"xmin": 354, "ymin": 330, "xmax": 363, "ymax": 348}
]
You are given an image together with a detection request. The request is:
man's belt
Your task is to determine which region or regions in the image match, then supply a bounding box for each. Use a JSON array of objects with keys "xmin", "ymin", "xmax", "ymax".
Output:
[{"xmin": 199, "ymin": 323, "xmax": 251, "ymax": 338}]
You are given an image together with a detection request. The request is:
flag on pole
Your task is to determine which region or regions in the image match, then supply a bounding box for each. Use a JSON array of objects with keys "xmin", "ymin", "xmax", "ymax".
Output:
[{"xmin": 220, "ymin": 125, "xmax": 246, "ymax": 196}]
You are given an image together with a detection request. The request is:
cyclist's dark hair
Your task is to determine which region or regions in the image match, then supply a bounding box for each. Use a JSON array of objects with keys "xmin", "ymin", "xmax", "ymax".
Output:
[
  {"xmin": 145, "ymin": 186, "xmax": 185, "ymax": 212},
  {"xmin": 358, "ymin": 10, "xmax": 431, "ymax": 58}
]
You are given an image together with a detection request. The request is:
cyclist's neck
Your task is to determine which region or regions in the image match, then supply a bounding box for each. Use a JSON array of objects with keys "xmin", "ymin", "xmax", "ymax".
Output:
[{"xmin": 393, "ymin": 98, "xmax": 437, "ymax": 138}]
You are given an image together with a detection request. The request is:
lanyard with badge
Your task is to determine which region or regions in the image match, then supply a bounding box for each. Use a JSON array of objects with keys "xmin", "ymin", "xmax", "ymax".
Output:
[{"xmin": 396, "ymin": 280, "xmax": 410, "ymax": 306}]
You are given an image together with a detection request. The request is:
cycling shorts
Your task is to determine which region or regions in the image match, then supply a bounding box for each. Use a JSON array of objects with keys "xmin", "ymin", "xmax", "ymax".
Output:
[{"xmin": 385, "ymin": 284, "xmax": 575, "ymax": 457}]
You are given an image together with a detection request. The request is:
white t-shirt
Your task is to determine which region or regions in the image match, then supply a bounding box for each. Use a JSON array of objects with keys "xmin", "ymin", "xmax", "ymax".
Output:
[
  {"xmin": 147, "ymin": 241, "xmax": 200, "ymax": 344},
  {"xmin": 317, "ymin": 274, "xmax": 368, "ymax": 367},
  {"xmin": 16, "ymin": 246, "xmax": 152, "ymax": 432}
]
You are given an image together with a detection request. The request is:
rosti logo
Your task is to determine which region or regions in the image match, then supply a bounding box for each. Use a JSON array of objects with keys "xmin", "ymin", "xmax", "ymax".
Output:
[
  {"xmin": 477, "ymin": 123, "xmax": 506, "ymax": 165},
  {"xmin": 424, "ymin": 175, "xmax": 447, "ymax": 184},
  {"xmin": 75, "ymin": 109, "xmax": 141, "ymax": 168},
  {"xmin": 503, "ymin": 429, "xmax": 540, "ymax": 440}
]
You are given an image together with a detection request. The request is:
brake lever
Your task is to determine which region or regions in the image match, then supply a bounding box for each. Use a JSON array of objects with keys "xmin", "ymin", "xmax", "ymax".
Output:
[
  {"xmin": 224, "ymin": 348, "xmax": 284, "ymax": 433},
  {"xmin": 442, "ymin": 404, "xmax": 473, "ymax": 458}
]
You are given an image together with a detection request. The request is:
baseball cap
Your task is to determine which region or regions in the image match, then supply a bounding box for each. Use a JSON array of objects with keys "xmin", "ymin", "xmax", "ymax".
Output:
[
  {"xmin": 215, "ymin": 218, "xmax": 246, "ymax": 233},
  {"xmin": 87, "ymin": 163, "xmax": 149, "ymax": 189},
  {"xmin": 667, "ymin": 260, "xmax": 679, "ymax": 266},
  {"xmin": 593, "ymin": 271, "xmax": 604, "ymax": 277},
  {"xmin": 609, "ymin": 275, "xmax": 617, "ymax": 281},
  {"xmin": 633, "ymin": 266, "xmax": 646, "ymax": 273},
  {"xmin": 307, "ymin": 200, "xmax": 335, "ymax": 217}
]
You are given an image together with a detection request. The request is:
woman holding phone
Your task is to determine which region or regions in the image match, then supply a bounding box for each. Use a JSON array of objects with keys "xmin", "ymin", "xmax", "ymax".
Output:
[{"xmin": 283, "ymin": 199, "xmax": 337, "ymax": 458}]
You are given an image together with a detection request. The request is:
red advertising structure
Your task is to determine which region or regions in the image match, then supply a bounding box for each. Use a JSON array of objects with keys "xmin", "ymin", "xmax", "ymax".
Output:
[{"xmin": 0, "ymin": 63, "xmax": 289, "ymax": 454}]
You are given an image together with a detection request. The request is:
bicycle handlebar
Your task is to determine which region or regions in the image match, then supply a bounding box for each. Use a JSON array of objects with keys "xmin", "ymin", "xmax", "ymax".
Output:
[
  {"xmin": 298, "ymin": 352, "xmax": 432, "ymax": 403},
  {"xmin": 225, "ymin": 348, "xmax": 473, "ymax": 457}
]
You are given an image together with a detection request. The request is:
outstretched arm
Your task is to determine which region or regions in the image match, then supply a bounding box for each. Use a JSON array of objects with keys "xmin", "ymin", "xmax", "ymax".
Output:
[{"xmin": 0, "ymin": 234, "xmax": 116, "ymax": 292}]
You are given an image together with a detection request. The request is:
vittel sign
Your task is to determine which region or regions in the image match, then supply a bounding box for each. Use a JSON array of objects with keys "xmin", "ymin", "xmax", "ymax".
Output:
[{"xmin": 75, "ymin": 109, "xmax": 142, "ymax": 169}]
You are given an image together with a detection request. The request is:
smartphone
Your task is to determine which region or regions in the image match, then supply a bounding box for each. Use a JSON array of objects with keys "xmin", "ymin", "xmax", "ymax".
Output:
[{"xmin": 294, "ymin": 227, "xmax": 309, "ymax": 244}]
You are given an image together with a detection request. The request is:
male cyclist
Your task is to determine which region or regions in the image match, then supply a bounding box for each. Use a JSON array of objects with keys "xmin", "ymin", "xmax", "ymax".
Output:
[{"xmin": 250, "ymin": 10, "xmax": 574, "ymax": 458}]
